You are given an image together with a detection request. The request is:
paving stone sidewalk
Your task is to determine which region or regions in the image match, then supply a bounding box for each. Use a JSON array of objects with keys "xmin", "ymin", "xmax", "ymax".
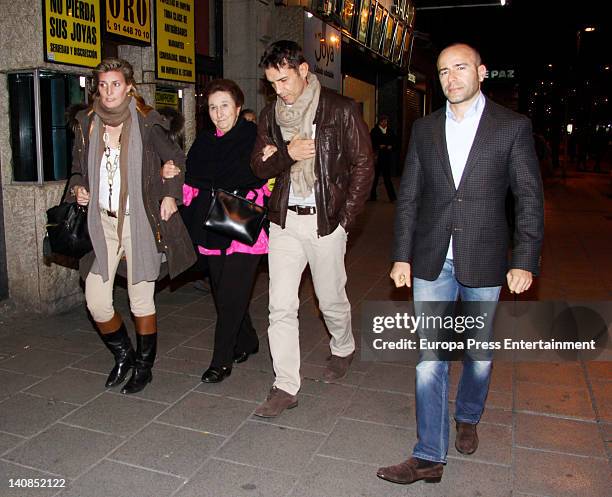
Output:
[{"xmin": 0, "ymin": 173, "xmax": 610, "ymax": 497}]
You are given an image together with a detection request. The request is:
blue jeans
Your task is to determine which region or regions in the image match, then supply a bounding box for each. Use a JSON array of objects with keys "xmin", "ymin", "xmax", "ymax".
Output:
[{"xmin": 412, "ymin": 259, "xmax": 501, "ymax": 463}]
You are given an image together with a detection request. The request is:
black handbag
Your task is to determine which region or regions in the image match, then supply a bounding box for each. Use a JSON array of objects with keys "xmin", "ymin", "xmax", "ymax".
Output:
[
  {"xmin": 44, "ymin": 177, "xmax": 92, "ymax": 259},
  {"xmin": 203, "ymin": 188, "xmax": 267, "ymax": 246}
]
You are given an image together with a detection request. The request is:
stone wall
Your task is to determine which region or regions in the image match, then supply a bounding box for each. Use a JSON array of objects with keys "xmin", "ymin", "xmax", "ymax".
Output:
[{"xmin": 223, "ymin": 2, "xmax": 306, "ymax": 114}]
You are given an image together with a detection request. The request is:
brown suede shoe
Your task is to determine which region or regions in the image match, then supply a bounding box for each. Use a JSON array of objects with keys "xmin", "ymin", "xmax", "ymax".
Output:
[
  {"xmin": 377, "ymin": 457, "xmax": 443, "ymax": 484},
  {"xmin": 455, "ymin": 421, "xmax": 479, "ymax": 455},
  {"xmin": 253, "ymin": 386, "xmax": 298, "ymax": 418},
  {"xmin": 322, "ymin": 352, "xmax": 354, "ymax": 382}
]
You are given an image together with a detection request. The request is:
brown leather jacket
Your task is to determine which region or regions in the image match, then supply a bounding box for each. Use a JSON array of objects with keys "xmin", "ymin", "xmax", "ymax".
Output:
[
  {"xmin": 67, "ymin": 100, "xmax": 196, "ymax": 280},
  {"xmin": 251, "ymin": 88, "xmax": 374, "ymax": 236}
]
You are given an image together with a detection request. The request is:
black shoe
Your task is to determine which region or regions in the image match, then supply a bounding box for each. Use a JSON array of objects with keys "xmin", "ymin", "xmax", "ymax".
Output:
[
  {"xmin": 121, "ymin": 333, "xmax": 157, "ymax": 395},
  {"xmin": 99, "ymin": 323, "xmax": 135, "ymax": 388},
  {"xmin": 201, "ymin": 366, "xmax": 232, "ymax": 383},
  {"xmin": 233, "ymin": 344, "xmax": 259, "ymax": 364}
]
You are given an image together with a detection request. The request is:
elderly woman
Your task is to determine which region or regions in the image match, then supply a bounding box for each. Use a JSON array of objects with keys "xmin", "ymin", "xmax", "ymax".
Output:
[
  {"xmin": 167, "ymin": 79, "xmax": 269, "ymax": 383},
  {"xmin": 68, "ymin": 57, "xmax": 196, "ymax": 394}
]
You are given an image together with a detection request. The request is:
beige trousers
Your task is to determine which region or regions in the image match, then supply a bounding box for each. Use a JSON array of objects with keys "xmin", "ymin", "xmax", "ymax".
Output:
[
  {"xmin": 268, "ymin": 210, "xmax": 355, "ymax": 395},
  {"xmin": 85, "ymin": 211, "xmax": 156, "ymax": 322}
]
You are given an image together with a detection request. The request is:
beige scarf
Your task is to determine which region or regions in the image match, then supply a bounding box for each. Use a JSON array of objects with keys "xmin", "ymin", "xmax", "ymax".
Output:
[{"xmin": 275, "ymin": 72, "xmax": 321, "ymax": 199}]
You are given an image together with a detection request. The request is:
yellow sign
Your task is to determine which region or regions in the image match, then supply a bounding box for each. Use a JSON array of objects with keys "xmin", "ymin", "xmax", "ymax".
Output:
[
  {"xmin": 105, "ymin": 0, "xmax": 151, "ymax": 44},
  {"xmin": 44, "ymin": 0, "xmax": 101, "ymax": 67},
  {"xmin": 155, "ymin": 0, "xmax": 195, "ymax": 83},
  {"xmin": 155, "ymin": 90, "xmax": 178, "ymax": 109}
]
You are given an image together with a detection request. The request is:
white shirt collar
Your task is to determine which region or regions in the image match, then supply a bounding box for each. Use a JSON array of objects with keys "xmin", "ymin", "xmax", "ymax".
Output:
[{"xmin": 446, "ymin": 92, "xmax": 485, "ymax": 123}]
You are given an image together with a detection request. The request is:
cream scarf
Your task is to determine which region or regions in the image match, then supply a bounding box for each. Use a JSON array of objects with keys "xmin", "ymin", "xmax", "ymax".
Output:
[{"xmin": 275, "ymin": 72, "xmax": 321, "ymax": 199}]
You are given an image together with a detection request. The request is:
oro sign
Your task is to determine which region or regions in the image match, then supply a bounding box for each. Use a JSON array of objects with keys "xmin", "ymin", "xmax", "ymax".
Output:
[{"xmin": 105, "ymin": 0, "xmax": 151, "ymax": 44}]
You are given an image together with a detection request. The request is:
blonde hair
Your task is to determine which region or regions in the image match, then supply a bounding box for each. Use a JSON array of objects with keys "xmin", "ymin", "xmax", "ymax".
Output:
[{"xmin": 92, "ymin": 57, "xmax": 138, "ymax": 96}]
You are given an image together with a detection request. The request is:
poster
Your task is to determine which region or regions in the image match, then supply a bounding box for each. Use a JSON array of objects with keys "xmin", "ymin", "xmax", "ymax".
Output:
[
  {"xmin": 105, "ymin": 0, "xmax": 151, "ymax": 44},
  {"xmin": 303, "ymin": 12, "xmax": 342, "ymax": 92},
  {"xmin": 155, "ymin": 0, "xmax": 195, "ymax": 83},
  {"xmin": 44, "ymin": 0, "xmax": 101, "ymax": 67}
]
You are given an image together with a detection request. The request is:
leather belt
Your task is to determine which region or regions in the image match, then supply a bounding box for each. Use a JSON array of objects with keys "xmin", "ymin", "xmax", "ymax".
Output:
[{"xmin": 287, "ymin": 205, "xmax": 316, "ymax": 215}]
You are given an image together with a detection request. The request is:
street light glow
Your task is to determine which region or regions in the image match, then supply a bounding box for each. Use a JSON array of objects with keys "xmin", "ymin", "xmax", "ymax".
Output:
[{"xmin": 584, "ymin": 26, "xmax": 596, "ymax": 32}]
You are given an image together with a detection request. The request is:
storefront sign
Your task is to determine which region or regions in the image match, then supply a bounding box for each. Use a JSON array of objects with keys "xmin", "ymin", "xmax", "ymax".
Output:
[
  {"xmin": 486, "ymin": 69, "xmax": 516, "ymax": 79},
  {"xmin": 43, "ymin": 0, "xmax": 101, "ymax": 67},
  {"xmin": 303, "ymin": 13, "xmax": 342, "ymax": 92},
  {"xmin": 105, "ymin": 0, "xmax": 151, "ymax": 44},
  {"xmin": 155, "ymin": 89, "xmax": 178, "ymax": 109},
  {"xmin": 155, "ymin": 0, "xmax": 195, "ymax": 83}
]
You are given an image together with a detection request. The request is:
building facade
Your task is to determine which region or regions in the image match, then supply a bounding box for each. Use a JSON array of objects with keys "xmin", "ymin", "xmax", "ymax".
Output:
[
  {"xmin": 0, "ymin": 0, "xmax": 207, "ymax": 313},
  {"xmin": 1, "ymin": 0, "xmax": 432, "ymax": 314}
]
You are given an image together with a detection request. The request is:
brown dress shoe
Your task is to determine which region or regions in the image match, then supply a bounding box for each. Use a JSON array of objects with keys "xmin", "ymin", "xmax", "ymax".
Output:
[
  {"xmin": 377, "ymin": 457, "xmax": 443, "ymax": 484},
  {"xmin": 455, "ymin": 421, "xmax": 479, "ymax": 455},
  {"xmin": 254, "ymin": 386, "xmax": 298, "ymax": 418},
  {"xmin": 322, "ymin": 352, "xmax": 354, "ymax": 382}
]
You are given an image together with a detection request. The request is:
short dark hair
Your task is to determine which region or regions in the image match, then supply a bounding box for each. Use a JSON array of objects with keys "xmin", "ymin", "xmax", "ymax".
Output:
[
  {"xmin": 259, "ymin": 40, "xmax": 307, "ymax": 70},
  {"xmin": 202, "ymin": 79, "xmax": 244, "ymax": 107}
]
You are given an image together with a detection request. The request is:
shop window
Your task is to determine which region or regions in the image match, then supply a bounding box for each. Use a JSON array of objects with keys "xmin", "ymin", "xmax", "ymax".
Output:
[
  {"xmin": 8, "ymin": 71, "xmax": 86, "ymax": 183},
  {"xmin": 340, "ymin": 0, "xmax": 357, "ymax": 33}
]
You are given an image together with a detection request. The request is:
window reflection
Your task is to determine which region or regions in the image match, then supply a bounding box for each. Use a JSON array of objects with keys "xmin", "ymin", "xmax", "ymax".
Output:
[{"xmin": 370, "ymin": 4, "xmax": 386, "ymax": 53}]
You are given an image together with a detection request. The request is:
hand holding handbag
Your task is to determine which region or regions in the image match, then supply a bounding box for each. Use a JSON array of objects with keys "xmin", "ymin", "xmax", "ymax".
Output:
[
  {"xmin": 203, "ymin": 188, "xmax": 267, "ymax": 246},
  {"xmin": 44, "ymin": 176, "xmax": 93, "ymax": 259}
]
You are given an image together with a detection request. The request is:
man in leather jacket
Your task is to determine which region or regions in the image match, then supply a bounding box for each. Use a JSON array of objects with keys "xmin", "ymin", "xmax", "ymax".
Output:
[{"xmin": 251, "ymin": 40, "xmax": 374, "ymax": 418}]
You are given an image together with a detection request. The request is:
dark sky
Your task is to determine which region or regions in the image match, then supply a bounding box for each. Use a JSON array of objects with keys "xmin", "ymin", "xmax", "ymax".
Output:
[{"xmin": 413, "ymin": 0, "xmax": 610, "ymax": 70}]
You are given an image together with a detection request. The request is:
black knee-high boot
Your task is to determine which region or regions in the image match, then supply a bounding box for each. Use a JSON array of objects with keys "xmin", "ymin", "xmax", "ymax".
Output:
[
  {"xmin": 121, "ymin": 314, "xmax": 157, "ymax": 395},
  {"xmin": 97, "ymin": 313, "xmax": 135, "ymax": 388}
]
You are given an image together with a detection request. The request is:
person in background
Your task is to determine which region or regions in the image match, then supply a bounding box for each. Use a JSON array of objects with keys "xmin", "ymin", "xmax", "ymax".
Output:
[
  {"xmin": 369, "ymin": 115, "xmax": 397, "ymax": 202},
  {"xmin": 68, "ymin": 58, "xmax": 196, "ymax": 395},
  {"xmin": 240, "ymin": 108, "xmax": 258, "ymax": 123},
  {"xmin": 165, "ymin": 79, "xmax": 269, "ymax": 383}
]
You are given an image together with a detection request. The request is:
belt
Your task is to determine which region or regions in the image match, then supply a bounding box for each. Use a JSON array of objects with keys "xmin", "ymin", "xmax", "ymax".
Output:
[{"xmin": 287, "ymin": 205, "xmax": 316, "ymax": 215}]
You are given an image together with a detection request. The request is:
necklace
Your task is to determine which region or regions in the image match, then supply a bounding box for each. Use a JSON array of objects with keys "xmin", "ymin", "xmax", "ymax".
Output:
[{"xmin": 103, "ymin": 126, "xmax": 121, "ymax": 210}]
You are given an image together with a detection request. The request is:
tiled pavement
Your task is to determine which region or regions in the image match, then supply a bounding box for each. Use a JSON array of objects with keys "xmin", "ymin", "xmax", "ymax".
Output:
[{"xmin": 0, "ymin": 171, "xmax": 610, "ymax": 497}]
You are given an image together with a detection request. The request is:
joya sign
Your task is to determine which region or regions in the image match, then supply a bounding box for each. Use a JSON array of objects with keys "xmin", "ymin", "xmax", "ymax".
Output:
[{"xmin": 303, "ymin": 12, "xmax": 342, "ymax": 92}]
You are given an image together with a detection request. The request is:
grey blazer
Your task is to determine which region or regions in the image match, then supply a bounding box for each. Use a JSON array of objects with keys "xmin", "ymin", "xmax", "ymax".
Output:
[{"xmin": 393, "ymin": 97, "xmax": 544, "ymax": 288}]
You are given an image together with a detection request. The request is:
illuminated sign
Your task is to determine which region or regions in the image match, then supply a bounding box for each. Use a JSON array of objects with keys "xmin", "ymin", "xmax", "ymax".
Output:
[
  {"xmin": 105, "ymin": 0, "xmax": 151, "ymax": 44},
  {"xmin": 155, "ymin": 0, "xmax": 195, "ymax": 83},
  {"xmin": 155, "ymin": 89, "xmax": 179, "ymax": 109},
  {"xmin": 486, "ymin": 69, "xmax": 516, "ymax": 79},
  {"xmin": 44, "ymin": 0, "xmax": 101, "ymax": 68},
  {"xmin": 304, "ymin": 13, "xmax": 342, "ymax": 92}
]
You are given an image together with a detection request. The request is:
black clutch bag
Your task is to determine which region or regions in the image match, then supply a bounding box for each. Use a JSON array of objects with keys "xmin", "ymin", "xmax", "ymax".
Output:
[
  {"xmin": 203, "ymin": 188, "xmax": 267, "ymax": 246},
  {"xmin": 44, "ymin": 177, "xmax": 92, "ymax": 259}
]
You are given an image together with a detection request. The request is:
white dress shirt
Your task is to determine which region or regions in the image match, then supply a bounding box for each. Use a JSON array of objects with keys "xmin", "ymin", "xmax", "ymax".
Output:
[{"xmin": 445, "ymin": 92, "xmax": 485, "ymax": 260}]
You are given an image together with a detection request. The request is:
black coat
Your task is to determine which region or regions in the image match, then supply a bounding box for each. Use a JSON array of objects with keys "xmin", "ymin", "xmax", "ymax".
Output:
[
  {"xmin": 182, "ymin": 118, "xmax": 265, "ymax": 249},
  {"xmin": 392, "ymin": 98, "xmax": 544, "ymax": 287}
]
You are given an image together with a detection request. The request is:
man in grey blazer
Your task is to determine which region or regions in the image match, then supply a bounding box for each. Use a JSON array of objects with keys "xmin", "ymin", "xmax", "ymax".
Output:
[{"xmin": 377, "ymin": 43, "xmax": 544, "ymax": 485}]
